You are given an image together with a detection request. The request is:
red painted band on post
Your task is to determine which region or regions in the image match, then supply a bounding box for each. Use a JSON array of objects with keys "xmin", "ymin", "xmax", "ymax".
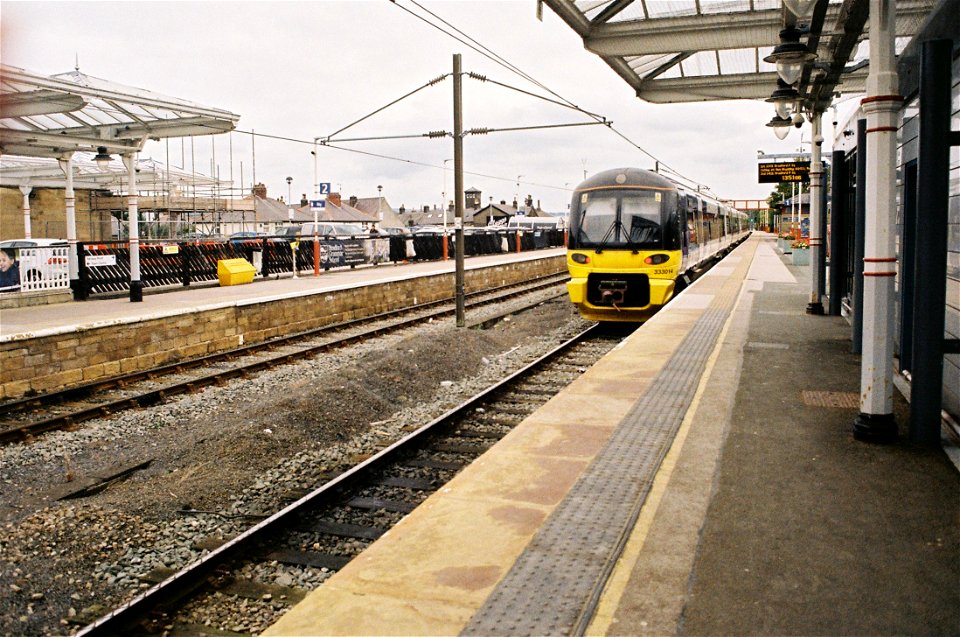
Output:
[{"xmin": 861, "ymin": 95, "xmax": 904, "ymax": 105}]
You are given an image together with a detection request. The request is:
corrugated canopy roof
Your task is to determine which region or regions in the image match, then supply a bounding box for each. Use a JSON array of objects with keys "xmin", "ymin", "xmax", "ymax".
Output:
[
  {"xmin": 0, "ymin": 64, "xmax": 240, "ymax": 159},
  {"xmin": 543, "ymin": 0, "xmax": 934, "ymax": 110}
]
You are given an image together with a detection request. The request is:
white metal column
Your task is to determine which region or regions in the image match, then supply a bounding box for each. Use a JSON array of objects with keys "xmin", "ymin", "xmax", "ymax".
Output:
[
  {"xmin": 18, "ymin": 185, "xmax": 32, "ymax": 239},
  {"xmin": 123, "ymin": 153, "xmax": 143, "ymax": 302},
  {"xmin": 57, "ymin": 155, "xmax": 78, "ymax": 296},
  {"xmin": 807, "ymin": 114, "xmax": 825, "ymax": 314},
  {"xmin": 854, "ymin": 0, "xmax": 901, "ymax": 442}
]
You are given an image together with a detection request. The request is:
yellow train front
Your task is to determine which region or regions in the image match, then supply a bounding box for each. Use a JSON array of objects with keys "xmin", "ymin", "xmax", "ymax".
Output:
[{"xmin": 566, "ymin": 167, "xmax": 745, "ymax": 323}]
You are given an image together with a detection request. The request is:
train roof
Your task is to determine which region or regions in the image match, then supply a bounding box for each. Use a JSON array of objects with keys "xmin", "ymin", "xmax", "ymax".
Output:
[
  {"xmin": 575, "ymin": 168, "xmax": 745, "ymax": 215},
  {"xmin": 575, "ymin": 167, "xmax": 675, "ymax": 192}
]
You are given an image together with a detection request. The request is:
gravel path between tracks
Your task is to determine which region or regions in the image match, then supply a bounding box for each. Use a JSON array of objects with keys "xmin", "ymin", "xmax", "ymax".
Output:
[{"xmin": 0, "ymin": 290, "xmax": 594, "ymax": 636}]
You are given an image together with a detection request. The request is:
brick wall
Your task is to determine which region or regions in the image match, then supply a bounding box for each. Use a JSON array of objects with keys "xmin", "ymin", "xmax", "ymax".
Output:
[
  {"xmin": 0, "ymin": 256, "xmax": 566, "ymax": 399},
  {"xmin": 0, "ymin": 187, "xmax": 113, "ymax": 241}
]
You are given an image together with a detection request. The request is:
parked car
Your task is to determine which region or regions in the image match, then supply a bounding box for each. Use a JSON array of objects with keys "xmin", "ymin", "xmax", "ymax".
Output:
[
  {"xmin": 0, "ymin": 238, "xmax": 69, "ymax": 283},
  {"xmin": 228, "ymin": 231, "xmax": 267, "ymax": 244},
  {"xmin": 278, "ymin": 223, "xmax": 368, "ymax": 238}
]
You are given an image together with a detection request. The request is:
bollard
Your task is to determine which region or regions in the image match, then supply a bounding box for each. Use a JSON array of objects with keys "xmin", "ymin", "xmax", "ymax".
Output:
[{"xmin": 291, "ymin": 239, "xmax": 299, "ymax": 279}]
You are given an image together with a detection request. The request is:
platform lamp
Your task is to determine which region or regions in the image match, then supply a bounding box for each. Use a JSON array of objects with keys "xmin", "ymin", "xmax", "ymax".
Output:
[
  {"xmin": 93, "ymin": 146, "xmax": 112, "ymax": 170},
  {"xmin": 764, "ymin": 27, "xmax": 818, "ymax": 86},
  {"xmin": 782, "ymin": 0, "xmax": 818, "ymax": 20},
  {"xmin": 766, "ymin": 114, "xmax": 793, "ymax": 140},
  {"xmin": 766, "ymin": 79, "xmax": 802, "ymax": 120}
]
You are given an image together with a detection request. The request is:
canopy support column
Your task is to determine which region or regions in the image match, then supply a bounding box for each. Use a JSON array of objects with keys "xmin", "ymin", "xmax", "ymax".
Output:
[
  {"xmin": 123, "ymin": 153, "xmax": 143, "ymax": 302},
  {"xmin": 57, "ymin": 155, "xmax": 80, "ymax": 299},
  {"xmin": 854, "ymin": 0, "xmax": 901, "ymax": 443},
  {"xmin": 807, "ymin": 113, "xmax": 825, "ymax": 315},
  {"xmin": 18, "ymin": 185, "xmax": 32, "ymax": 239}
]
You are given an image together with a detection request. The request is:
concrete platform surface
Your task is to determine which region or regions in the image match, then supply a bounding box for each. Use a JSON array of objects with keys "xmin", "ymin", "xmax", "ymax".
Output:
[{"xmin": 263, "ymin": 234, "xmax": 959, "ymax": 636}]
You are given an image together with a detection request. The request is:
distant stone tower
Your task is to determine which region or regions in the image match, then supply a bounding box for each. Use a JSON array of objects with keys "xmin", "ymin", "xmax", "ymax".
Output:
[{"xmin": 465, "ymin": 187, "xmax": 481, "ymax": 209}]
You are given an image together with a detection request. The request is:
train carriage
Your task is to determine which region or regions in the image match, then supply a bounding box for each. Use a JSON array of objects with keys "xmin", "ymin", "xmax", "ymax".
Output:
[{"xmin": 566, "ymin": 167, "xmax": 749, "ymax": 322}]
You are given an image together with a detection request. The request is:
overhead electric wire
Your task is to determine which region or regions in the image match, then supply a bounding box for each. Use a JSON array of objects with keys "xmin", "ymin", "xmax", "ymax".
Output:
[
  {"xmin": 322, "ymin": 141, "xmax": 572, "ymax": 191},
  {"xmin": 465, "ymin": 121, "xmax": 610, "ymax": 136},
  {"xmin": 174, "ymin": 122, "xmax": 573, "ymax": 193},
  {"xmin": 325, "ymin": 73, "xmax": 450, "ymax": 141},
  {"xmin": 390, "ymin": 0, "xmax": 707, "ymax": 191},
  {"xmin": 466, "ymin": 72, "xmax": 606, "ymax": 120}
]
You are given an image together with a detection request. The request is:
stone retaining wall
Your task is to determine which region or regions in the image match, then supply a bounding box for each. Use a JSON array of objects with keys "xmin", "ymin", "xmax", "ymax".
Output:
[{"xmin": 0, "ymin": 256, "xmax": 566, "ymax": 400}]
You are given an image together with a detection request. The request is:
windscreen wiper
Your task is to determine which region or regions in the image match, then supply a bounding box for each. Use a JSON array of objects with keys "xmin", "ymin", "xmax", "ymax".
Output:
[{"xmin": 594, "ymin": 220, "xmax": 619, "ymax": 254}]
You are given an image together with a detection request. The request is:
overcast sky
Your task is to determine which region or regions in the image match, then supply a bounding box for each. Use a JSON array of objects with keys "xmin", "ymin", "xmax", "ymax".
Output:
[{"xmin": 2, "ymin": 0, "xmax": 828, "ymax": 212}]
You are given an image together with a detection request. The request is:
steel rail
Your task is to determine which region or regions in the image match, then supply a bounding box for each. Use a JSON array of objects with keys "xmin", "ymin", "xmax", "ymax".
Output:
[{"xmin": 73, "ymin": 322, "xmax": 601, "ymax": 636}]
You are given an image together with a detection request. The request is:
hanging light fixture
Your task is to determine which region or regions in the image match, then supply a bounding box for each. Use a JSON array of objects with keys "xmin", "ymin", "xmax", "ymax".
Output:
[
  {"xmin": 93, "ymin": 146, "xmax": 112, "ymax": 170},
  {"xmin": 777, "ymin": 60, "xmax": 805, "ymax": 85},
  {"xmin": 766, "ymin": 114, "xmax": 793, "ymax": 140},
  {"xmin": 766, "ymin": 79, "xmax": 801, "ymax": 119},
  {"xmin": 783, "ymin": 0, "xmax": 818, "ymax": 20},
  {"xmin": 764, "ymin": 27, "xmax": 818, "ymax": 85}
]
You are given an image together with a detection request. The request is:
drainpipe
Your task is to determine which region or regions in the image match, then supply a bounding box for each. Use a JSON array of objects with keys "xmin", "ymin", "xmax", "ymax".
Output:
[{"xmin": 854, "ymin": 0, "xmax": 901, "ymax": 443}]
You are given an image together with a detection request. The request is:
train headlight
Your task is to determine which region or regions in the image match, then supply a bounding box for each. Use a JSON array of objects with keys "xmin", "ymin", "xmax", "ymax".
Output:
[
  {"xmin": 644, "ymin": 254, "xmax": 669, "ymax": 265},
  {"xmin": 571, "ymin": 253, "xmax": 590, "ymax": 264}
]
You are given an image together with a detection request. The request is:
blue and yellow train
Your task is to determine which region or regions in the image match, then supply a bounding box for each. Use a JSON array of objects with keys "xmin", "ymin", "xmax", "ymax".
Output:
[{"xmin": 566, "ymin": 167, "xmax": 750, "ymax": 322}]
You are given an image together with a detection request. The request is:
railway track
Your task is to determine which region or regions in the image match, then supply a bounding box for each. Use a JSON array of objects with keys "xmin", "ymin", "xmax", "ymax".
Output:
[
  {"xmin": 72, "ymin": 323, "xmax": 619, "ymax": 636},
  {"xmin": 0, "ymin": 273, "xmax": 568, "ymax": 445}
]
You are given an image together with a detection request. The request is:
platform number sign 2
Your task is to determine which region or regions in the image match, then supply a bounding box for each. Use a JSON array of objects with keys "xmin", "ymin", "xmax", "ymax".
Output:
[{"xmin": 318, "ymin": 183, "xmax": 331, "ymax": 195}]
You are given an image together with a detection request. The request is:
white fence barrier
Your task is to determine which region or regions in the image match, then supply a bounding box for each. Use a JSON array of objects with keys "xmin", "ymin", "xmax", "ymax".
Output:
[{"xmin": 16, "ymin": 246, "xmax": 70, "ymax": 293}]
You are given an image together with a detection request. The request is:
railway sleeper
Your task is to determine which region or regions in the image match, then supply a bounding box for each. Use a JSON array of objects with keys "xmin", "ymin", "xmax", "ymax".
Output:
[
  {"xmin": 492, "ymin": 406, "xmax": 536, "ymax": 417},
  {"xmin": 55, "ymin": 458, "xmax": 154, "ymax": 500},
  {"xmin": 346, "ymin": 495, "xmax": 417, "ymax": 514},
  {"xmin": 218, "ymin": 578, "xmax": 308, "ymax": 604},
  {"xmin": 301, "ymin": 519, "xmax": 387, "ymax": 541},
  {"xmin": 451, "ymin": 428, "xmax": 503, "ymax": 439},
  {"xmin": 264, "ymin": 548, "xmax": 352, "ymax": 572},
  {"xmin": 464, "ymin": 413, "xmax": 522, "ymax": 427},
  {"xmin": 402, "ymin": 457, "xmax": 468, "ymax": 472},
  {"xmin": 376, "ymin": 475, "xmax": 436, "ymax": 490},
  {"xmin": 501, "ymin": 387, "xmax": 557, "ymax": 398},
  {"xmin": 428, "ymin": 441, "xmax": 491, "ymax": 455},
  {"xmin": 496, "ymin": 393, "xmax": 552, "ymax": 406}
]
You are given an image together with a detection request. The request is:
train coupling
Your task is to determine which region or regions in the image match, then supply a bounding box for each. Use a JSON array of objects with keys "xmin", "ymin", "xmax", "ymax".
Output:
[{"xmin": 598, "ymin": 279, "xmax": 629, "ymax": 306}]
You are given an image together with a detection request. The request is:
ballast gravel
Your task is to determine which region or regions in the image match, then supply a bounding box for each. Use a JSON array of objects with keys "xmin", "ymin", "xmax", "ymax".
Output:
[{"xmin": 0, "ymin": 290, "xmax": 593, "ymax": 637}]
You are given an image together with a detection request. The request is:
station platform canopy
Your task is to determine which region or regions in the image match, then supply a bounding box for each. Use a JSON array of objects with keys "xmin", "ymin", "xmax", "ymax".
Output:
[
  {"xmin": 0, "ymin": 154, "xmax": 227, "ymax": 194},
  {"xmin": 542, "ymin": 0, "xmax": 935, "ymax": 110},
  {"xmin": 0, "ymin": 64, "xmax": 239, "ymax": 161}
]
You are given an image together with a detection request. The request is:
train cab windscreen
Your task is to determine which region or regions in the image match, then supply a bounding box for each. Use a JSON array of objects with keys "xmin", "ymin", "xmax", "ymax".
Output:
[{"xmin": 572, "ymin": 190, "xmax": 668, "ymax": 250}]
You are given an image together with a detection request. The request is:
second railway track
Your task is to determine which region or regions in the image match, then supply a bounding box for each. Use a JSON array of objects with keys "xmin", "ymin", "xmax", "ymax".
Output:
[{"xmin": 0, "ymin": 273, "xmax": 569, "ymax": 445}]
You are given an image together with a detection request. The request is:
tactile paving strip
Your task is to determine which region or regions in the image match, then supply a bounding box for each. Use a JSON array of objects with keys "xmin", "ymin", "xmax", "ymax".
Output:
[{"xmin": 462, "ymin": 289, "xmax": 738, "ymax": 636}]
